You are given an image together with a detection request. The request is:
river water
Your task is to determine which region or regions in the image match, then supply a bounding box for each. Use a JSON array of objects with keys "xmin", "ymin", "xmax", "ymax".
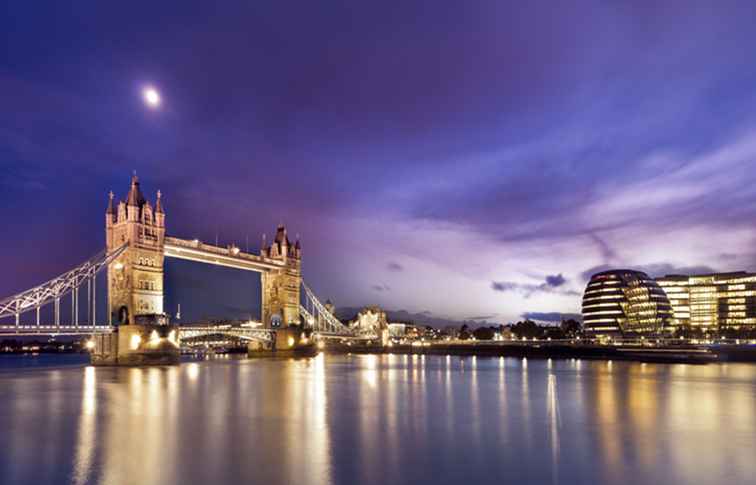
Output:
[{"xmin": 0, "ymin": 354, "xmax": 755, "ymax": 485}]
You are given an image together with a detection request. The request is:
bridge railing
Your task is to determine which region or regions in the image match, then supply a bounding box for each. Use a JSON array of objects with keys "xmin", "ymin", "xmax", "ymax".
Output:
[
  {"xmin": 301, "ymin": 282, "xmax": 353, "ymax": 335},
  {"xmin": 0, "ymin": 244, "xmax": 127, "ymax": 328},
  {"xmin": 165, "ymin": 236, "xmax": 283, "ymax": 267},
  {"xmin": 178, "ymin": 323, "xmax": 275, "ymax": 344}
]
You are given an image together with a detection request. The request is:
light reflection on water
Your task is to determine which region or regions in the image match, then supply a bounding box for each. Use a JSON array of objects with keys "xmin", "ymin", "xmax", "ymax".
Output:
[{"xmin": 0, "ymin": 355, "xmax": 755, "ymax": 485}]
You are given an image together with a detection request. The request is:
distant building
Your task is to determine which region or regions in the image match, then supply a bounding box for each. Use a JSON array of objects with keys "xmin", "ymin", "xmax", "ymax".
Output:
[
  {"xmin": 656, "ymin": 272, "xmax": 756, "ymax": 330},
  {"xmin": 388, "ymin": 323, "xmax": 408, "ymax": 338},
  {"xmin": 351, "ymin": 306, "xmax": 389, "ymax": 333},
  {"xmin": 582, "ymin": 269, "xmax": 673, "ymax": 336}
]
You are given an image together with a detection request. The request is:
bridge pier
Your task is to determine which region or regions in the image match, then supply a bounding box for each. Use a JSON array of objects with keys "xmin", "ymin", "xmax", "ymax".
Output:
[
  {"xmin": 247, "ymin": 326, "xmax": 316, "ymax": 357},
  {"xmin": 90, "ymin": 323, "xmax": 180, "ymax": 366}
]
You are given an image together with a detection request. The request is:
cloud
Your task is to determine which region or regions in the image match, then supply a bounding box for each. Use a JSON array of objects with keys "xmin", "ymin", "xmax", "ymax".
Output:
[
  {"xmin": 491, "ymin": 281, "xmax": 519, "ymax": 292},
  {"xmin": 545, "ymin": 274, "xmax": 566, "ymax": 287},
  {"xmin": 492, "ymin": 274, "xmax": 579, "ymax": 298},
  {"xmin": 465, "ymin": 315, "xmax": 497, "ymax": 320},
  {"xmin": 371, "ymin": 283, "xmax": 391, "ymax": 292},
  {"xmin": 386, "ymin": 261, "xmax": 404, "ymax": 272},
  {"xmin": 521, "ymin": 312, "xmax": 583, "ymax": 323}
]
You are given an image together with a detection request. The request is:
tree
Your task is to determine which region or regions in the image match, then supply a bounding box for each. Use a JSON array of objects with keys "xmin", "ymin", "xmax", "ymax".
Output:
[
  {"xmin": 560, "ymin": 319, "xmax": 582, "ymax": 338},
  {"xmin": 511, "ymin": 320, "xmax": 542, "ymax": 339},
  {"xmin": 472, "ymin": 326, "xmax": 495, "ymax": 340},
  {"xmin": 459, "ymin": 324, "xmax": 471, "ymax": 340},
  {"xmin": 543, "ymin": 326, "xmax": 566, "ymax": 340}
]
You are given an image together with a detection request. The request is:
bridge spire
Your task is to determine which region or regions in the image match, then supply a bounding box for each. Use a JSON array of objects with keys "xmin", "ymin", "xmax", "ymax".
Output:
[
  {"xmin": 106, "ymin": 190, "xmax": 115, "ymax": 214},
  {"xmin": 155, "ymin": 189, "xmax": 164, "ymax": 214},
  {"xmin": 126, "ymin": 173, "xmax": 146, "ymax": 207}
]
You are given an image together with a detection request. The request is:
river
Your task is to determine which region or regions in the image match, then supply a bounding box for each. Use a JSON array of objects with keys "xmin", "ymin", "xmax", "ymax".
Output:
[{"xmin": 0, "ymin": 354, "xmax": 754, "ymax": 485}]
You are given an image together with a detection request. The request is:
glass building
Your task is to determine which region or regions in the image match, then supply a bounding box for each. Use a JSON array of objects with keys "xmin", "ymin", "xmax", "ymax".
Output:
[
  {"xmin": 582, "ymin": 269, "xmax": 673, "ymax": 336},
  {"xmin": 656, "ymin": 272, "xmax": 756, "ymax": 330}
]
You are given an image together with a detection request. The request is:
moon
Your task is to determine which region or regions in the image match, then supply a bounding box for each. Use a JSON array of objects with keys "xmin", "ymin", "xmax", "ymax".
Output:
[{"xmin": 142, "ymin": 86, "xmax": 161, "ymax": 108}]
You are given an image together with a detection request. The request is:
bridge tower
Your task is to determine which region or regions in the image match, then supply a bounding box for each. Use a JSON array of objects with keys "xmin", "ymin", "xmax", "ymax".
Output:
[
  {"xmin": 260, "ymin": 225, "xmax": 301, "ymax": 328},
  {"xmin": 105, "ymin": 174, "xmax": 166, "ymax": 325}
]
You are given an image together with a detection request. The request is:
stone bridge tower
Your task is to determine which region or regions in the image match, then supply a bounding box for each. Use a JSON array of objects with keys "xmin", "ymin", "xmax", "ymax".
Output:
[
  {"xmin": 105, "ymin": 175, "xmax": 165, "ymax": 325},
  {"xmin": 260, "ymin": 225, "xmax": 301, "ymax": 328}
]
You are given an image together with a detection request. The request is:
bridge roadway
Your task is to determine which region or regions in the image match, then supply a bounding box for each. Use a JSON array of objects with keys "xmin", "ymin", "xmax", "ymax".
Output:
[
  {"xmin": 0, "ymin": 322, "xmax": 370, "ymax": 345},
  {"xmin": 163, "ymin": 236, "xmax": 285, "ymax": 272},
  {"xmin": 0, "ymin": 322, "xmax": 275, "ymax": 342}
]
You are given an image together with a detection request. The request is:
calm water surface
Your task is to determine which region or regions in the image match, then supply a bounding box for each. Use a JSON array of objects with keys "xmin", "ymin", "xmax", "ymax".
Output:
[{"xmin": 0, "ymin": 354, "xmax": 755, "ymax": 485}]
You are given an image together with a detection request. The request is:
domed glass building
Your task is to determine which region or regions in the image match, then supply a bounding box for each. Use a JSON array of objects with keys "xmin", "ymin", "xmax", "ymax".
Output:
[{"xmin": 582, "ymin": 269, "xmax": 673, "ymax": 336}]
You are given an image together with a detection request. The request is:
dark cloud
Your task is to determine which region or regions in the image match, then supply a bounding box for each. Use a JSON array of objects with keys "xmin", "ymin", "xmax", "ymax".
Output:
[
  {"xmin": 386, "ymin": 262, "xmax": 403, "ymax": 272},
  {"xmin": 589, "ymin": 233, "xmax": 618, "ymax": 263},
  {"xmin": 465, "ymin": 315, "xmax": 497, "ymax": 321},
  {"xmin": 545, "ymin": 274, "xmax": 566, "ymax": 287},
  {"xmin": 491, "ymin": 281, "xmax": 519, "ymax": 292},
  {"xmin": 521, "ymin": 312, "xmax": 583, "ymax": 323},
  {"xmin": 371, "ymin": 284, "xmax": 391, "ymax": 292},
  {"xmin": 492, "ymin": 275, "xmax": 579, "ymax": 298}
]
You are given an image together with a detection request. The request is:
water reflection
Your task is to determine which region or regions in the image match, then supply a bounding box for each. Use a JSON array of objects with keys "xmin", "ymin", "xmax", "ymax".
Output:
[
  {"xmin": 0, "ymin": 355, "xmax": 755, "ymax": 485},
  {"xmin": 72, "ymin": 367, "xmax": 96, "ymax": 485},
  {"xmin": 547, "ymin": 373, "xmax": 560, "ymax": 484}
]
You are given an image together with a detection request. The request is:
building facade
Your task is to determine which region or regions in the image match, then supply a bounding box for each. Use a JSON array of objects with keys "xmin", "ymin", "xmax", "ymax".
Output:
[
  {"xmin": 582, "ymin": 269, "xmax": 673, "ymax": 336},
  {"xmin": 656, "ymin": 272, "xmax": 756, "ymax": 330}
]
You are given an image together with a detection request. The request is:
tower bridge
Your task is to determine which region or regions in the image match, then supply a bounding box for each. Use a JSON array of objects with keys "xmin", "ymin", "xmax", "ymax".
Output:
[{"xmin": 0, "ymin": 174, "xmax": 380, "ymax": 364}]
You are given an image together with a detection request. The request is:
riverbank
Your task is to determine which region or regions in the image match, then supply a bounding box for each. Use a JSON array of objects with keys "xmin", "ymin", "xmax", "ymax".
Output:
[{"xmin": 323, "ymin": 341, "xmax": 756, "ymax": 364}]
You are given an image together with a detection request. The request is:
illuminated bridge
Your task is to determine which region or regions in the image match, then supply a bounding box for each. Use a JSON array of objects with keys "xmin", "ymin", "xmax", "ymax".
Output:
[{"xmin": 0, "ymin": 175, "xmax": 380, "ymax": 362}]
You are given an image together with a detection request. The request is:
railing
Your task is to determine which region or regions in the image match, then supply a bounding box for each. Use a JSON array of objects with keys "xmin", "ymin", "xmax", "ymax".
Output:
[
  {"xmin": 301, "ymin": 282, "xmax": 353, "ymax": 335},
  {"xmin": 0, "ymin": 244, "xmax": 127, "ymax": 328},
  {"xmin": 165, "ymin": 236, "xmax": 284, "ymax": 267},
  {"xmin": 178, "ymin": 323, "xmax": 275, "ymax": 343},
  {"xmin": 0, "ymin": 325, "xmax": 113, "ymax": 336}
]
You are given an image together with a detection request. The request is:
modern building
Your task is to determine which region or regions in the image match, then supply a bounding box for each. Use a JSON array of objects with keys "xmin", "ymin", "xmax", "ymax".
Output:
[
  {"xmin": 582, "ymin": 269, "xmax": 673, "ymax": 336},
  {"xmin": 656, "ymin": 272, "xmax": 756, "ymax": 330}
]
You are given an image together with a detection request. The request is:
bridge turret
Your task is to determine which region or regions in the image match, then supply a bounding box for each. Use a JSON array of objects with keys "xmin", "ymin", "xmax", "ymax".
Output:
[
  {"xmin": 155, "ymin": 190, "xmax": 165, "ymax": 224},
  {"xmin": 117, "ymin": 200, "xmax": 126, "ymax": 223},
  {"xmin": 261, "ymin": 224, "xmax": 302, "ymax": 328},
  {"xmin": 126, "ymin": 174, "xmax": 144, "ymax": 222},
  {"xmin": 107, "ymin": 174, "xmax": 165, "ymax": 325},
  {"xmin": 105, "ymin": 191, "xmax": 115, "ymax": 248},
  {"xmin": 142, "ymin": 199, "xmax": 153, "ymax": 224},
  {"xmin": 106, "ymin": 191, "xmax": 115, "ymax": 223}
]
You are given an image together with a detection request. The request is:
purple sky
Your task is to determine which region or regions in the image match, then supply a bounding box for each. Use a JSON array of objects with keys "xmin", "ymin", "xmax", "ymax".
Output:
[{"xmin": 3, "ymin": 1, "xmax": 756, "ymax": 325}]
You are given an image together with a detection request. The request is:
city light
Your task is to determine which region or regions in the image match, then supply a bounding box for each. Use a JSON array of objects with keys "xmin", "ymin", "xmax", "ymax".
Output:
[{"xmin": 130, "ymin": 334, "xmax": 141, "ymax": 350}]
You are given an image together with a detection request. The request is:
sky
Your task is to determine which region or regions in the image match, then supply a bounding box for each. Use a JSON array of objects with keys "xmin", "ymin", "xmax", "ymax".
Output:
[{"xmin": 2, "ymin": 1, "xmax": 756, "ymax": 325}]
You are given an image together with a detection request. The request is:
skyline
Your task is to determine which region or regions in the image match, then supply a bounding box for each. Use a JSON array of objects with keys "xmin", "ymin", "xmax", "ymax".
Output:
[{"xmin": 3, "ymin": 2, "xmax": 756, "ymax": 325}]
